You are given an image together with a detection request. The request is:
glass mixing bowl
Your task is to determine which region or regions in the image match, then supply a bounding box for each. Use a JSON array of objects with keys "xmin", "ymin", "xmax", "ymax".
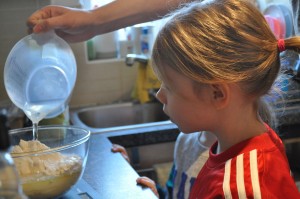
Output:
[{"xmin": 9, "ymin": 125, "xmax": 90, "ymax": 199}]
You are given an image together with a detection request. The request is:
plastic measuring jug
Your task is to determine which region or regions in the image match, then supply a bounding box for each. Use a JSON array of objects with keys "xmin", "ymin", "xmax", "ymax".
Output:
[{"xmin": 4, "ymin": 31, "xmax": 77, "ymax": 124}]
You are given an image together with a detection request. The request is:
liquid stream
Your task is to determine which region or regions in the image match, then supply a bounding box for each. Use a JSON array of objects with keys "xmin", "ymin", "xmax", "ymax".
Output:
[
  {"xmin": 32, "ymin": 123, "xmax": 38, "ymax": 140},
  {"xmin": 23, "ymin": 100, "xmax": 64, "ymax": 140}
]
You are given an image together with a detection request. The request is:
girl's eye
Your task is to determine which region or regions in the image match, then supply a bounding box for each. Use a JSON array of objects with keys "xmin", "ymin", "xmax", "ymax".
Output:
[{"xmin": 161, "ymin": 83, "xmax": 169, "ymax": 91}]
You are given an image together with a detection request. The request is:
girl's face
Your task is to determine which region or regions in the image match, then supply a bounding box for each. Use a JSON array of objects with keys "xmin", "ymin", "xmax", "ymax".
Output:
[{"xmin": 155, "ymin": 65, "xmax": 216, "ymax": 133}]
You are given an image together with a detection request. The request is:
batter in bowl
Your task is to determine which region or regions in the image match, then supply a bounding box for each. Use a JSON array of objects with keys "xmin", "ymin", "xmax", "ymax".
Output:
[{"xmin": 11, "ymin": 140, "xmax": 82, "ymax": 199}]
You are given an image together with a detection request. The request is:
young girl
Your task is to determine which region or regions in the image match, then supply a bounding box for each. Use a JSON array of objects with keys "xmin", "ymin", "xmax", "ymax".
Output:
[{"xmin": 152, "ymin": 0, "xmax": 300, "ymax": 198}]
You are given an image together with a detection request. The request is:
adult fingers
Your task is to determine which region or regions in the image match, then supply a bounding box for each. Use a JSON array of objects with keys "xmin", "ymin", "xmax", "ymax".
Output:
[
  {"xmin": 27, "ymin": 6, "xmax": 70, "ymax": 33},
  {"xmin": 33, "ymin": 15, "xmax": 68, "ymax": 33},
  {"xmin": 27, "ymin": 9, "xmax": 47, "ymax": 29}
]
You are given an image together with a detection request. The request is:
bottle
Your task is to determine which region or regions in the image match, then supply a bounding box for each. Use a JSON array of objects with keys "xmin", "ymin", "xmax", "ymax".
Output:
[
  {"xmin": 126, "ymin": 27, "xmax": 134, "ymax": 55},
  {"xmin": 140, "ymin": 27, "xmax": 150, "ymax": 57},
  {"xmin": 118, "ymin": 28, "xmax": 134, "ymax": 58},
  {"xmin": 87, "ymin": 39, "xmax": 96, "ymax": 61},
  {"xmin": 0, "ymin": 114, "xmax": 27, "ymax": 199}
]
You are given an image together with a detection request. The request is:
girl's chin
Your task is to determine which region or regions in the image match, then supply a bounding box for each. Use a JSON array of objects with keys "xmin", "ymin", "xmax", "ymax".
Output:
[
  {"xmin": 169, "ymin": 119, "xmax": 200, "ymax": 133},
  {"xmin": 178, "ymin": 125, "xmax": 203, "ymax": 134}
]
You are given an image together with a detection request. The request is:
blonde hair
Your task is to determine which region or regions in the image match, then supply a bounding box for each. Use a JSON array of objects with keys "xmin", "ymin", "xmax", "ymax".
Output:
[{"xmin": 152, "ymin": 0, "xmax": 300, "ymax": 127}]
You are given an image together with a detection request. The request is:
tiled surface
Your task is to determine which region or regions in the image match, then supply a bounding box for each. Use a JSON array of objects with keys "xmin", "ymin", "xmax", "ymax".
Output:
[
  {"xmin": 69, "ymin": 42, "xmax": 137, "ymax": 107},
  {"xmin": 0, "ymin": 1, "xmax": 137, "ymax": 108}
]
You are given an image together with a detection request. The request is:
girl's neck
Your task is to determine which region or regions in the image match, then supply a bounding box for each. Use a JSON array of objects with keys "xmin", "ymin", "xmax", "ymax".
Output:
[
  {"xmin": 217, "ymin": 121, "xmax": 266, "ymax": 154},
  {"xmin": 213, "ymin": 103, "xmax": 267, "ymax": 154}
]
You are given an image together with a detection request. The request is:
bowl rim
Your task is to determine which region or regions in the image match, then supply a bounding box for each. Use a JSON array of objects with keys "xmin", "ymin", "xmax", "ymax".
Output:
[{"xmin": 9, "ymin": 125, "xmax": 91, "ymax": 158}]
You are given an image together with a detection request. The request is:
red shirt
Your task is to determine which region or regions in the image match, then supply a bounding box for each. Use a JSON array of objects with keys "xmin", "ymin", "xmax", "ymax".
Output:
[{"xmin": 189, "ymin": 125, "xmax": 300, "ymax": 199}]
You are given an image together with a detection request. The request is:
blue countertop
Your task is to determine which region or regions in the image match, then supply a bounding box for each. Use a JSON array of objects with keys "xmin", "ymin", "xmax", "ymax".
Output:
[{"xmin": 81, "ymin": 133, "xmax": 157, "ymax": 199}]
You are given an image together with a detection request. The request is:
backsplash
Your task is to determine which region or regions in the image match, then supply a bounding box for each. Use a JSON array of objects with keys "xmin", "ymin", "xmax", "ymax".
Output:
[
  {"xmin": 69, "ymin": 42, "xmax": 138, "ymax": 108},
  {"xmin": 0, "ymin": 0, "xmax": 138, "ymax": 108}
]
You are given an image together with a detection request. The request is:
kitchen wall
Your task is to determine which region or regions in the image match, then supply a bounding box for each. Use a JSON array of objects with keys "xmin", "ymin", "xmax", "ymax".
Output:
[
  {"xmin": 69, "ymin": 42, "xmax": 137, "ymax": 107},
  {"xmin": 0, "ymin": 0, "xmax": 138, "ymax": 109}
]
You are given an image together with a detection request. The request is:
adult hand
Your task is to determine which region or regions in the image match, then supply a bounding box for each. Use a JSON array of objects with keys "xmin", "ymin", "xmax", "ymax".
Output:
[
  {"xmin": 136, "ymin": 176, "xmax": 159, "ymax": 197},
  {"xmin": 111, "ymin": 144, "xmax": 130, "ymax": 163},
  {"xmin": 27, "ymin": 5, "xmax": 96, "ymax": 42}
]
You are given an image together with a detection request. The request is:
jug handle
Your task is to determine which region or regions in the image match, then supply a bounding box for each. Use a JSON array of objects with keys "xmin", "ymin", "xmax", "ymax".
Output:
[{"xmin": 31, "ymin": 30, "xmax": 56, "ymax": 46}]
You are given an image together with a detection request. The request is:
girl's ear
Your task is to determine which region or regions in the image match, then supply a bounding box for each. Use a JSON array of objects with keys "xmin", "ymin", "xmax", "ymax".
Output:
[{"xmin": 210, "ymin": 83, "xmax": 230, "ymax": 109}]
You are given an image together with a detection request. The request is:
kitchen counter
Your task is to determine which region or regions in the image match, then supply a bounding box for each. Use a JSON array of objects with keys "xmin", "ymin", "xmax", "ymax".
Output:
[{"xmin": 81, "ymin": 133, "xmax": 157, "ymax": 199}]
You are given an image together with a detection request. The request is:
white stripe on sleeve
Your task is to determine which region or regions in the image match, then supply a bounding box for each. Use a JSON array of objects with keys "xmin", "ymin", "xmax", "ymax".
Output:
[
  {"xmin": 236, "ymin": 154, "xmax": 247, "ymax": 198},
  {"xmin": 250, "ymin": 149, "xmax": 262, "ymax": 199},
  {"xmin": 223, "ymin": 159, "xmax": 233, "ymax": 199}
]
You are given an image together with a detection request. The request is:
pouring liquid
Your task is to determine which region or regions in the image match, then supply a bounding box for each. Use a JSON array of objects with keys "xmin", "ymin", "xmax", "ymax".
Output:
[
  {"xmin": 23, "ymin": 100, "xmax": 65, "ymax": 140},
  {"xmin": 32, "ymin": 123, "xmax": 38, "ymax": 140}
]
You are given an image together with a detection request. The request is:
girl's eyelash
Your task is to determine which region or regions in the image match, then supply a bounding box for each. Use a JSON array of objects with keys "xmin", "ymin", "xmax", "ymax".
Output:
[
  {"xmin": 161, "ymin": 83, "xmax": 168, "ymax": 90},
  {"xmin": 163, "ymin": 85, "xmax": 171, "ymax": 92}
]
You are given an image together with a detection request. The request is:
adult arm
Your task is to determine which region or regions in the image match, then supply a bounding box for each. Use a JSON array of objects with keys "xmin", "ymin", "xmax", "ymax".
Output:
[{"xmin": 27, "ymin": 0, "xmax": 193, "ymax": 42}]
